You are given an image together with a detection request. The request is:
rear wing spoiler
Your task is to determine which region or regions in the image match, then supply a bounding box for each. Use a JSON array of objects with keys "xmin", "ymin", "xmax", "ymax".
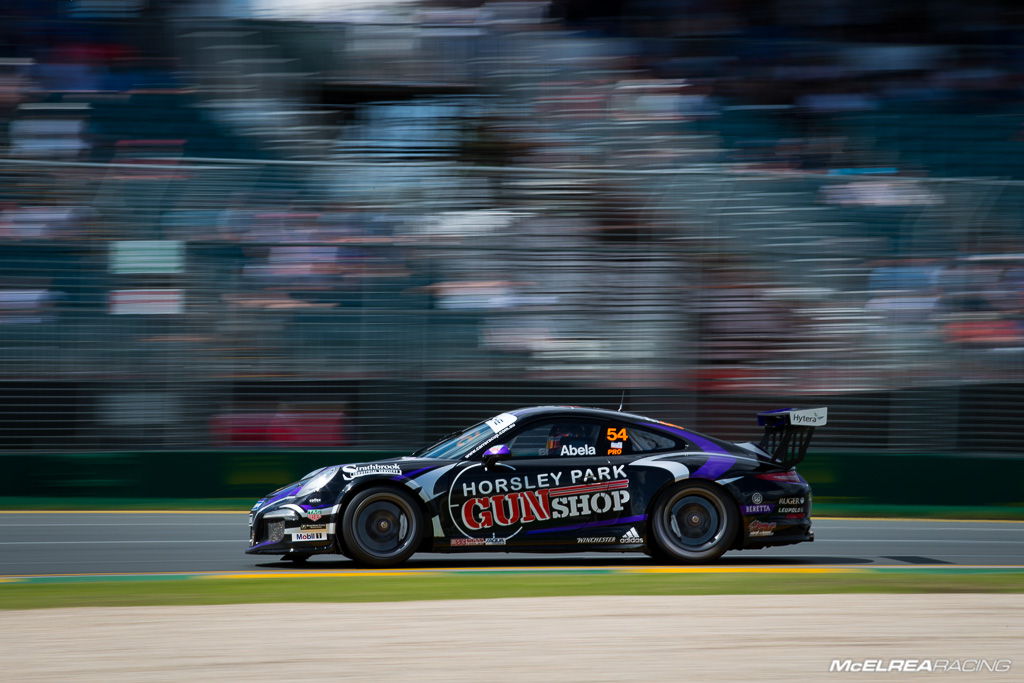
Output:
[{"xmin": 757, "ymin": 408, "xmax": 827, "ymax": 468}]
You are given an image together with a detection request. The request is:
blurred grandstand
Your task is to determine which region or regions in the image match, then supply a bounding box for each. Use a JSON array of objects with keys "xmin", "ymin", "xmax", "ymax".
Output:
[{"xmin": 1, "ymin": 0, "xmax": 1023, "ymax": 455}]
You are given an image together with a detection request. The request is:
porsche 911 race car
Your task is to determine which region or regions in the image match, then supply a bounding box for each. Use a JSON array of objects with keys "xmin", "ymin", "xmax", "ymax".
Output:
[{"xmin": 246, "ymin": 405, "xmax": 825, "ymax": 567}]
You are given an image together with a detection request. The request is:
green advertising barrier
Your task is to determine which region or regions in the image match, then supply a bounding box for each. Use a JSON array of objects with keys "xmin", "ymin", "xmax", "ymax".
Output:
[
  {"xmin": 2, "ymin": 450, "xmax": 1022, "ymax": 507},
  {"xmin": 801, "ymin": 451, "xmax": 1024, "ymax": 506},
  {"xmin": 0, "ymin": 450, "xmax": 406, "ymax": 499}
]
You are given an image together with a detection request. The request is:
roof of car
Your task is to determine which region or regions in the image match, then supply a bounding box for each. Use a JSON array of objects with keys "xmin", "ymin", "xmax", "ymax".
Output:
[{"xmin": 509, "ymin": 405, "xmax": 666, "ymax": 424}]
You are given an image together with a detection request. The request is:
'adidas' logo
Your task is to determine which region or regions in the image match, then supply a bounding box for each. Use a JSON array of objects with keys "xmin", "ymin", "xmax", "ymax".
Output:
[{"xmin": 620, "ymin": 527, "xmax": 642, "ymax": 544}]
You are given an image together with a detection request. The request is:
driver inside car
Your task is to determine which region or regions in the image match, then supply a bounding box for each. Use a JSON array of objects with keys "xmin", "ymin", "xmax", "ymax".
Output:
[{"xmin": 546, "ymin": 423, "xmax": 590, "ymax": 456}]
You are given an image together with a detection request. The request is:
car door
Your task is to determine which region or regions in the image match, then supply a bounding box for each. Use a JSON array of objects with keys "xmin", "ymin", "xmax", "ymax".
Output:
[
  {"xmin": 443, "ymin": 416, "xmax": 624, "ymax": 549},
  {"xmin": 604, "ymin": 419, "xmax": 692, "ymax": 522}
]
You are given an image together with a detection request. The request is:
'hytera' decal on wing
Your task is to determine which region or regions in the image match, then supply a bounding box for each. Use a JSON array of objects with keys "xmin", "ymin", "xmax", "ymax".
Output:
[
  {"xmin": 789, "ymin": 408, "xmax": 827, "ymax": 426},
  {"xmin": 449, "ymin": 464, "xmax": 630, "ymax": 537}
]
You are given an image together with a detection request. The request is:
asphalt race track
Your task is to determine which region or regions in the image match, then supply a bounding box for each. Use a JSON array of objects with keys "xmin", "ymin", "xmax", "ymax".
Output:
[{"xmin": 1, "ymin": 512, "xmax": 1022, "ymax": 576}]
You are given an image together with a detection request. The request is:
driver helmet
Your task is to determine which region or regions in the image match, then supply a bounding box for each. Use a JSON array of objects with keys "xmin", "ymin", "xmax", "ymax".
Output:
[{"xmin": 546, "ymin": 423, "xmax": 585, "ymax": 453}]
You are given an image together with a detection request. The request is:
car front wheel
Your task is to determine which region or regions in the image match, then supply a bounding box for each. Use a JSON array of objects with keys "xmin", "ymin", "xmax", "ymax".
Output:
[
  {"xmin": 649, "ymin": 482, "xmax": 737, "ymax": 563},
  {"xmin": 341, "ymin": 487, "xmax": 422, "ymax": 568}
]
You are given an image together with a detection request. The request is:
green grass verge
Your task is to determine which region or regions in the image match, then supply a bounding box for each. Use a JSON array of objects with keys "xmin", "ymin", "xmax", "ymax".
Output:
[{"xmin": 3, "ymin": 572, "xmax": 1023, "ymax": 611}]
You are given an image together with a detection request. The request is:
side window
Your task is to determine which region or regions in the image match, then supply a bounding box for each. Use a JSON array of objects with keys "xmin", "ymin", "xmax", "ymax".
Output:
[
  {"xmin": 603, "ymin": 424, "xmax": 683, "ymax": 456},
  {"xmin": 507, "ymin": 420, "xmax": 601, "ymax": 458},
  {"xmin": 629, "ymin": 426, "xmax": 682, "ymax": 453}
]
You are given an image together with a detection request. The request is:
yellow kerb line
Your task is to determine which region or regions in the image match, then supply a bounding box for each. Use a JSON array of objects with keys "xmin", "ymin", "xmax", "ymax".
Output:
[
  {"xmin": 2, "ymin": 565, "xmax": 1023, "ymax": 582},
  {"xmin": 627, "ymin": 566, "xmax": 855, "ymax": 574},
  {"xmin": 203, "ymin": 571, "xmax": 430, "ymax": 579}
]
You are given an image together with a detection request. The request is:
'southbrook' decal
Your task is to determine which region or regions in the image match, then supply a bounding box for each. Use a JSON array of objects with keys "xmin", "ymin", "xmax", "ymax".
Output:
[{"xmin": 342, "ymin": 463, "xmax": 402, "ymax": 480}]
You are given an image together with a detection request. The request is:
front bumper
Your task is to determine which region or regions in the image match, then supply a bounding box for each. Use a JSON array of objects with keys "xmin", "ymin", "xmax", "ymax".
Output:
[{"xmin": 246, "ymin": 505, "xmax": 337, "ymax": 556}]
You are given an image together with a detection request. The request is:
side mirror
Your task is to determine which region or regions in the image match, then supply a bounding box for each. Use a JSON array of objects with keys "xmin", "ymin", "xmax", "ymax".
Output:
[{"xmin": 483, "ymin": 444, "xmax": 511, "ymax": 468}]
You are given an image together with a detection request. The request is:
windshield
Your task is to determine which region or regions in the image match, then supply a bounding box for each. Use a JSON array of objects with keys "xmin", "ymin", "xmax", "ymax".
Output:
[{"xmin": 415, "ymin": 422, "xmax": 498, "ymax": 460}]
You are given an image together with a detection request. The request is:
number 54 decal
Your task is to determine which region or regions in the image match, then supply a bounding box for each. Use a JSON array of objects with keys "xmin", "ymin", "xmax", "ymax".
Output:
[{"xmin": 606, "ymin": 428, "xmax": 628, "ymax": 441}]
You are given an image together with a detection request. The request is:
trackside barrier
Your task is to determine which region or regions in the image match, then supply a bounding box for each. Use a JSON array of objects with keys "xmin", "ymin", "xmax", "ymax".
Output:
[
  {"xmin": 1, "ymin": 450, "xmax": 1022, "ymax": 506},
  {"xmin": 0, "ymin": 450, "xmax": 406, "ymax": 499}
]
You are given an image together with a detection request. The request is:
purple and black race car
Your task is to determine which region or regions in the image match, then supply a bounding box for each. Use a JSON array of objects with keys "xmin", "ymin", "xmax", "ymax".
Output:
[{"xmin": 246, "ymin": 405, "xmax": 825, "ymax": 567}]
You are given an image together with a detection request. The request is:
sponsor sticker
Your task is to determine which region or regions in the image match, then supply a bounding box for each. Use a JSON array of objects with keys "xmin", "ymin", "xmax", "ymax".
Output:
[
  {"xmin": 789, "ymin": 407, "xmax": 827, "ymax": 426},
  {"xmin": 742, "ymin": 504, "xmax": 774, "ymax": 514},
  {"xmin": 748, "ymin": 520, "xmax": 776, "ymax": 537},
  {"xmin": 619, "ymin": 527, "xmax": 643, "ymax": 544},
  {"xmin": 293, "ymin": 529, "xmax": 328, "ymax": 542},
  {"xmin": 777, "ymin": 506, "xmax": 804, "ymax": 514},
  {"xmin": 577, "ymin": 536, "xmax": 616, "ymax": 544},
  {"xmin": 304, "ymin": 507, "xmax": 332, "ymax": 521},
  {"xmin": 451, "ymin": 464, "xmax": 632, "ymax": 537},
  {"xmin": 751, "ymin": 492, "xmax": 764, "ymax": 505},
  {"xmin": 342, "ymin": 463, "xmax": 403, "ymax": 480},
  {"xmin": 778, "ymin": 497, "xmax": 805, "ymax": 505},
  {"xmin": 485, "ymin": 412, "xmax": 517, "ymax": 433},
  {"xmin": 451, "ymin": 537, "xmax": 486, "ymax": 547}
]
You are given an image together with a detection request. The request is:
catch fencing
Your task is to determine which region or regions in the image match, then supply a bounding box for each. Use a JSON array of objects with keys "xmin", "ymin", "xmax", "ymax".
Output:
[{"xmin": 2, "ymin": 156, "xmax": 1023, "ymax": 453}]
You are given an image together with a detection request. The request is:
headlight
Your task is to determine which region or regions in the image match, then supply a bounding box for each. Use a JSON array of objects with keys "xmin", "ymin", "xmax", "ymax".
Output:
[{"xmin": 296, "ymin": 465, "xmax": 340, "ymax": 497}]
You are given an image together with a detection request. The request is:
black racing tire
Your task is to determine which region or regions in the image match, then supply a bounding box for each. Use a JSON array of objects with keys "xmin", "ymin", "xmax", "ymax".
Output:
[
  {"xmin": 341, "ymin": 486, "xmax": 422, "ymax": 568},
  {"xmin": 648, "ymin": 481, "xmax": 737, "ymax": 563}
]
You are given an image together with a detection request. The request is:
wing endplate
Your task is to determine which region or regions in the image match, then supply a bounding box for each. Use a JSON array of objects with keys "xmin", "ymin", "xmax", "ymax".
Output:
[{"xmin": 757, "ymin": 408, "xmax": 827, "ymax": 467}]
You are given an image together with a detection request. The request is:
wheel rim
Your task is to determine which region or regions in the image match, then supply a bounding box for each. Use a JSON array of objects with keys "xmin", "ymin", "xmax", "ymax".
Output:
[
  {"xmin": 352, "ymin": 495, "xmax": 415, "ymax": 559},
  {"xmin": 656, "ymin": 489, "xmax": 728, "ymax": 557}
]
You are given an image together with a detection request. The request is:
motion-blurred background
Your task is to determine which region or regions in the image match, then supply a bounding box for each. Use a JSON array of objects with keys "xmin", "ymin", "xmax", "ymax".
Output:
[{"xmin": 1, "ymin": 0, "xmax": 1022, "ymax": 506}]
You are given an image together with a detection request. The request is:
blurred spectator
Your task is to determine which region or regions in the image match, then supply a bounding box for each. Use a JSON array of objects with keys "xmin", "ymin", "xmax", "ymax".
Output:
[
  {"xmin": 0, "ymin": 202, "xmax": 85, "ymax": 239},
  {"xmin": 210, "ymin": 405, "xmax": 349, "ymax": 447},
  {"xmin": 0, "ymin": 286, "xmax": 59, "ymax": 324}
]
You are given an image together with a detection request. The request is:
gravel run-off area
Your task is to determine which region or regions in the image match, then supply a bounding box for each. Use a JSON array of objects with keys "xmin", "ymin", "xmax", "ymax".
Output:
[{"xmin": 2, "ymin": 594, "xmax": 1023, "ymax": 681}]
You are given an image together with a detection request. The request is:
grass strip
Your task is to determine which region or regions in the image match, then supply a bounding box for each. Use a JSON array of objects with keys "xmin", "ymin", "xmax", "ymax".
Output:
[{"xmin": 2, "ymin": 571, "xmax": 1022, "ymax": 611}]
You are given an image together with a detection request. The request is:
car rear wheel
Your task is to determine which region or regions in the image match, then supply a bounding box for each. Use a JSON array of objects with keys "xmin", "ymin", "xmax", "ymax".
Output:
[
  {"xmin": 649, "ymin": 482, "xmax": 737, "ymax": 563},
  {"xmin": 341, "ymin": 487, "xmax": 422, "ymax": 568}
]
